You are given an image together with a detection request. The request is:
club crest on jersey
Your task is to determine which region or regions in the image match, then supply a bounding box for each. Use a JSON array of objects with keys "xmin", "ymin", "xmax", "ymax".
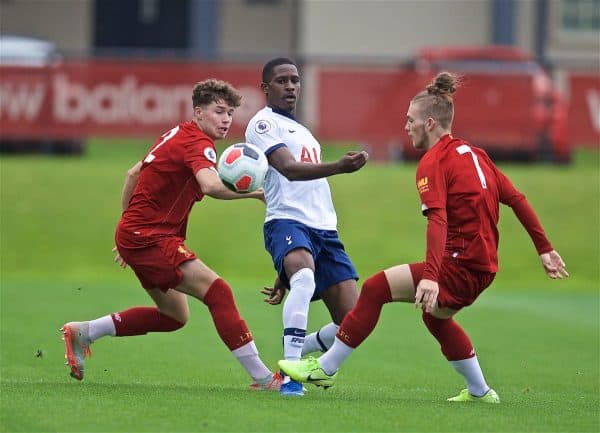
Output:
[
  {"xmin": 204, "ymin": 147, "xmax": 217, "ymax": 163},
  {"xmin": 255, "ymin": 120, "xmax": 271, "ymax": 134},
  {"xmin": 177, "ymin": 246, "xmax": 193, "ymax": 258},
  {"xmin": 417, "ymin": 177, "xmax": 429, "ymax": 194}
]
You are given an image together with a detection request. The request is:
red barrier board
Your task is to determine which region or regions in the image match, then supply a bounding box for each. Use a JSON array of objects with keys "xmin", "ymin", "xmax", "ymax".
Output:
[
  {"xmin": 567, "ymin": 72, "xmax": 600, "ymax": 148},
  {"xmin": 0, "ymin": 60, "xmax": 264, "ymax": 139},
  {"xmin": 0, "ymin": 60, "xmax": 596, "ymax": 155},
  {"xmin": 315, "ymin": 66, "xmax": 554, "ymax": 159}
]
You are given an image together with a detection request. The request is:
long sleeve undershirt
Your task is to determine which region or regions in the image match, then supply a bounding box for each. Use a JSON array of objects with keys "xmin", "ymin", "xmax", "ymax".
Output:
[
  {"xmin": 508, "ymin": 196, "xmax": 553, "ymax": 254},
  {"xmin": 422, "ymin": 208, "xmax": 446, "ymax": 282}
]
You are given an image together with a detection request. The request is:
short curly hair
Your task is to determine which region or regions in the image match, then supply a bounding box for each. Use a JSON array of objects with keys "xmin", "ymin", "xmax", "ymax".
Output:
[{"xmin": 192, "ymin": 79, "xmax": 242, "ymax": 109}]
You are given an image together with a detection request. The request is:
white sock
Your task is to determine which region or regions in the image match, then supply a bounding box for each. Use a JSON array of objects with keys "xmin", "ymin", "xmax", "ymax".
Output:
[
  {"xmin": 282, "ymin": 268, "xmax": 315, "ymax": 360},
  {"xmin": 449, "ymin": 355, "xmax": 490, "ymax": 397},
  {"xmin": 88, "ymin": 315, "xmax": 116, "ymax": 341},
  {"xmin": 318, "ymin": 336, "xmax": 354, "ymax": 375},
  {"xmin": 232, "ymin": 341, "xmax": 271, "ymax": 381},
  {"xmin": 302, "ymin": 323, "xmax": 339, "ymax": 356}
]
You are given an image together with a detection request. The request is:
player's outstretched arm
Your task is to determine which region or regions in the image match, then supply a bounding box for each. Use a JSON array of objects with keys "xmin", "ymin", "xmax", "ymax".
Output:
[
  {"xmin": 540, "ymin": 250, "xmax": 569, "ymax": 279},
  {"xmin": 195, "ymin": 168, "xmax": 264, "ymax": 201},
  {"xmin": 269, "ymin": 147, "xmax": 368, "ymax": 181},
  {"xmin": 496, "ymin": 166, "xmax": 568, "ymax": 280},
  {"xmin": 121, "ymin": 161, "xmax": 142, "ymax": 212}
]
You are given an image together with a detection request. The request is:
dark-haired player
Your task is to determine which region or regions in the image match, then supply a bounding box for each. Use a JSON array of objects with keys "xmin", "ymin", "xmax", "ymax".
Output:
[{"xmin": 245, "ymin": 58, "xmax": 369, "ymax": 396}]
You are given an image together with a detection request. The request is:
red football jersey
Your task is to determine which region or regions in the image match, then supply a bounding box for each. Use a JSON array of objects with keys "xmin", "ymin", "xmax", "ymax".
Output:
[
  {"xmin": 416, "ymin": 134, "xmax": 551, "ymax": 276},
  {"xmin": 119, "ymin": 121, "xmax": 218, "ymax": 239}
]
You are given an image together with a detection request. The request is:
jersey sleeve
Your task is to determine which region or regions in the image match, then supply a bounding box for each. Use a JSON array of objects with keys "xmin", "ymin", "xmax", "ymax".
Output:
[
  {"xmin": 492, "ymin": 162, "xmax": 525, "ymax": 206},
  {"xmin": 415, "ymin": 156, "xmax": 447, "ymax": 213},
  {"xmin": 183, "ymin": 137, "xmax": 218, "ymax": 174},
  {"xmin": 493, "ymin": 163, "xmax": 553, "ymax": 254},
  {"xmin": 422, "ymin": 207, "xmax": 447, "ymax": 282},
  {"xmin": 245, "ymin": 118, "xmax": 286, "ymax": 157}
]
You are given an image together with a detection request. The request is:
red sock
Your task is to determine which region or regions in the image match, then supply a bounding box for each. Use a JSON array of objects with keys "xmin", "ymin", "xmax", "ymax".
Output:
[
  {"xmin": 203, "ymin": 278, "xmax": 253, "ymax": 351},
  {"xmin": 422, "ymin": 312, "xmax": 474, "ymax": 361},
  {"xmin": 336, "ymin": 271, "xmax": 392, "ymax": 348},
  {"xmin": 111, "ymin": 307, "xmax": 184, "ymax": 336}
]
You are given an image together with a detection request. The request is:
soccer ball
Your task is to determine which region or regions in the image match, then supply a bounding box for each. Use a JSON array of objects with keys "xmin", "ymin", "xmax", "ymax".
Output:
[{"xmin": 217, "ymin": 143, "xmax": 268, "ymax": 193}]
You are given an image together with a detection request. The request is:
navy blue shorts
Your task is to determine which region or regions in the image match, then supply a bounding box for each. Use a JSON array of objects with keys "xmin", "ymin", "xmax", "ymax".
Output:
[{"xmin": 263, "ymin": 219, "xmax": 358, "ymax": 300}]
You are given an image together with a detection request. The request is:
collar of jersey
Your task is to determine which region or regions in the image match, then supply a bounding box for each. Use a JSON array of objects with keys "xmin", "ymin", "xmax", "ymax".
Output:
[{"xmin": 269, "ymin": 106, "xmax": 298, "ymax": 123}]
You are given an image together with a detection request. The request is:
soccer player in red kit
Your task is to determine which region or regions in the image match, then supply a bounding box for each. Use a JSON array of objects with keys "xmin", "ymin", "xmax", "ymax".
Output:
[
  {"xmin": 279, "ymin": 72, "xmax": 568, "ymax": 402},
  {"xmin": 61, "ymin": 79, "xmax": 282, "ymax": 391}
]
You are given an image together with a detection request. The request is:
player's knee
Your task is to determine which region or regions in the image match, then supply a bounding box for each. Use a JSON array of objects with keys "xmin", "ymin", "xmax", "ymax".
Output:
[
  {"xmin": 289, "ymin": 268, "xmax": 315, "ymax": 296},
  {"xmin": 422, "ymin": 311, "xmax": 443, "ymax": 330},
  {"xmin": 360, "ymin": 272, "xmax": 392, "ymax": 305},
  {"xmin": 158, "ymin": 310, "xmax": 187, "ymax": 331},
  {"xmin": 171, "ymin": 318, "xmax": 186, "ymax": 331},
  {"xmin": 170, "ymin": 310, "xmax": 189, "ymax": 326},
  {"xmin": 157, "ymin": 300, "xmax": 190, "ymax": 326},
  {"xmin": 203, "ymin": 278, "xmax": 236, "ymax": 308}
]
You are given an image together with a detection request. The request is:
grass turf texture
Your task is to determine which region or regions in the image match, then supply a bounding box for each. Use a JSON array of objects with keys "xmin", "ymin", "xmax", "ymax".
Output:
[{"xmin": 1, "ymin": 139, "xmax": 598, "ymax": 432}]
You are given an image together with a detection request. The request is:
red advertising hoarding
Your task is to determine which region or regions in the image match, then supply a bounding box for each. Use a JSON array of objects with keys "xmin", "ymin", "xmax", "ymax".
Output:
[
  {"xmin": 567, "ymin": 72, "xmax": 600, "ymax": 148},
  {"xmin": 1, "ymin": 59, "xmax": 597, "ymax": 155},
  {"xmin": 0, "ymin": 60, "xmax": 264, "ymax": 140}
]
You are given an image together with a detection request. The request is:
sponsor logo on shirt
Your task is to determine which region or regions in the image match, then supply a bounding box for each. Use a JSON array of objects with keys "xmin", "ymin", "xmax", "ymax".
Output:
[
  {"xmin": 255, "ymin": 119, "xmax": 271, "ymax": 134},
  {"xmin": 417, "ymin": 177, "xmax": 429, "ymax": 194}
]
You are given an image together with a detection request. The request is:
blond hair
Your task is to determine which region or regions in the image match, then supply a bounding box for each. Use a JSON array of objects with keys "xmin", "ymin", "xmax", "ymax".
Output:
[{"xmin": 412, "ymin": 72, "xmax": 460, "ymax": 129}]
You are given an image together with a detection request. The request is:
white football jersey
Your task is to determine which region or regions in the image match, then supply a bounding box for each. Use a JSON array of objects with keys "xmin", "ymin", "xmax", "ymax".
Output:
[{"xmin": 245, "ymin": 106, "xmax": 337, "ymax": 230}]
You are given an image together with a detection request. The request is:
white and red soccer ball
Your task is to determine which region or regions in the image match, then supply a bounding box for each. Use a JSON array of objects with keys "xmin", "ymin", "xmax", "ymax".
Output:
[{"xmin": 217, "ymin": 143, "xmax": 268, "ymax": 193}]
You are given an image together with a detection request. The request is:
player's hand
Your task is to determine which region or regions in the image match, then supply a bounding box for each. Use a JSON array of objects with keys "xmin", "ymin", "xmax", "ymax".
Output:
[
  {"xmin": 540, "ymin": 250, "xmax": 569, "ymax": 279},
  {"xmin": 339, "ymin": 150, "xmax": 369, "ymax": 173},
  {"xmin": 415, "ymin": 279, "xmax": 439, "ymax": 313},
  {"xmin": 254, "ymin": 188, "xmax": 266, "ymax": 203},
  {"xmin": 112, "ymin": 246, "xmax": 128, "ymax": 269},
  {"xmin": 260, "ymin": 277, "xmax": 286, "ymax": 305},
  {"xmin": 260, "ymin": 286, "xmax": 284, "ymax": 304}
]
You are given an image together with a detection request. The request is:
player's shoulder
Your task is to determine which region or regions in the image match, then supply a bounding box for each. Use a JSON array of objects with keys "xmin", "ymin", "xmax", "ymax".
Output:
[
  {"xmin": 169, "ymin": 122, "xmax": 214, "ymax": 154},
  {"xmin": 247, "ymin": 107, "xmax": 280, "ymax": 134},
  {"xmin": 418, "ymin": 144, "xmax": 440, "ymax": 167},
  {"xmin": 447, "ymin": 137, "xmax": 485, "ymax": 154},
  {"xmin": 417, "ymin": 140, "xmax": 454, "ymax": 174},
  {"xmin": 456, "ymin": 140, "xmax": 494, "ymax": 165}
]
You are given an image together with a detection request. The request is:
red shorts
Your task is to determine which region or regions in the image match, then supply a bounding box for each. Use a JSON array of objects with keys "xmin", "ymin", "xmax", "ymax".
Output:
[
  {"xmin": 409, "ymin": 259, "xmax": 495, "ymax": 310},
  {"xmin": 115, "ymin": 228, "xmax": 197, "ymax": 292}
]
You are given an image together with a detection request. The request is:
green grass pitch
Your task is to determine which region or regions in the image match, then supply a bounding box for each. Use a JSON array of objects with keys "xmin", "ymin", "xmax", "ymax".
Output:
[{"xmin": 1, "ymin": 139, "xmax": 598, "ymax": 432}]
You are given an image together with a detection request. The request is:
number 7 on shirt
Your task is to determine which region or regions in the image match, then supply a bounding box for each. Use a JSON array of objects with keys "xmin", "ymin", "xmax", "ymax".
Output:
[{"xmin": 456, "ymin": 144, "xmax": 487, "ymax": 189}]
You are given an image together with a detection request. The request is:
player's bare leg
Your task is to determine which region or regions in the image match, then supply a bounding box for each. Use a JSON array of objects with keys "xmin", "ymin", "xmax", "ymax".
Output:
[
  {"xmin": 61, "ymin": 288, "xmax": 188, "ymax": 380},
  {"xmin": 147, "ymin": 288, "xmax": 190, "ymax": 324},
  {"xmin": 176, "ymin": 259, "xmax": 280, "ymax": 390}
]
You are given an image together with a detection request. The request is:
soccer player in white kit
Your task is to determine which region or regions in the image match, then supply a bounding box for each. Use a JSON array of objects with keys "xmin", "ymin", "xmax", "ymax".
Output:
[{"xmin": 245, "ymin": 58, "xmax": 369, "ymax": 396}]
